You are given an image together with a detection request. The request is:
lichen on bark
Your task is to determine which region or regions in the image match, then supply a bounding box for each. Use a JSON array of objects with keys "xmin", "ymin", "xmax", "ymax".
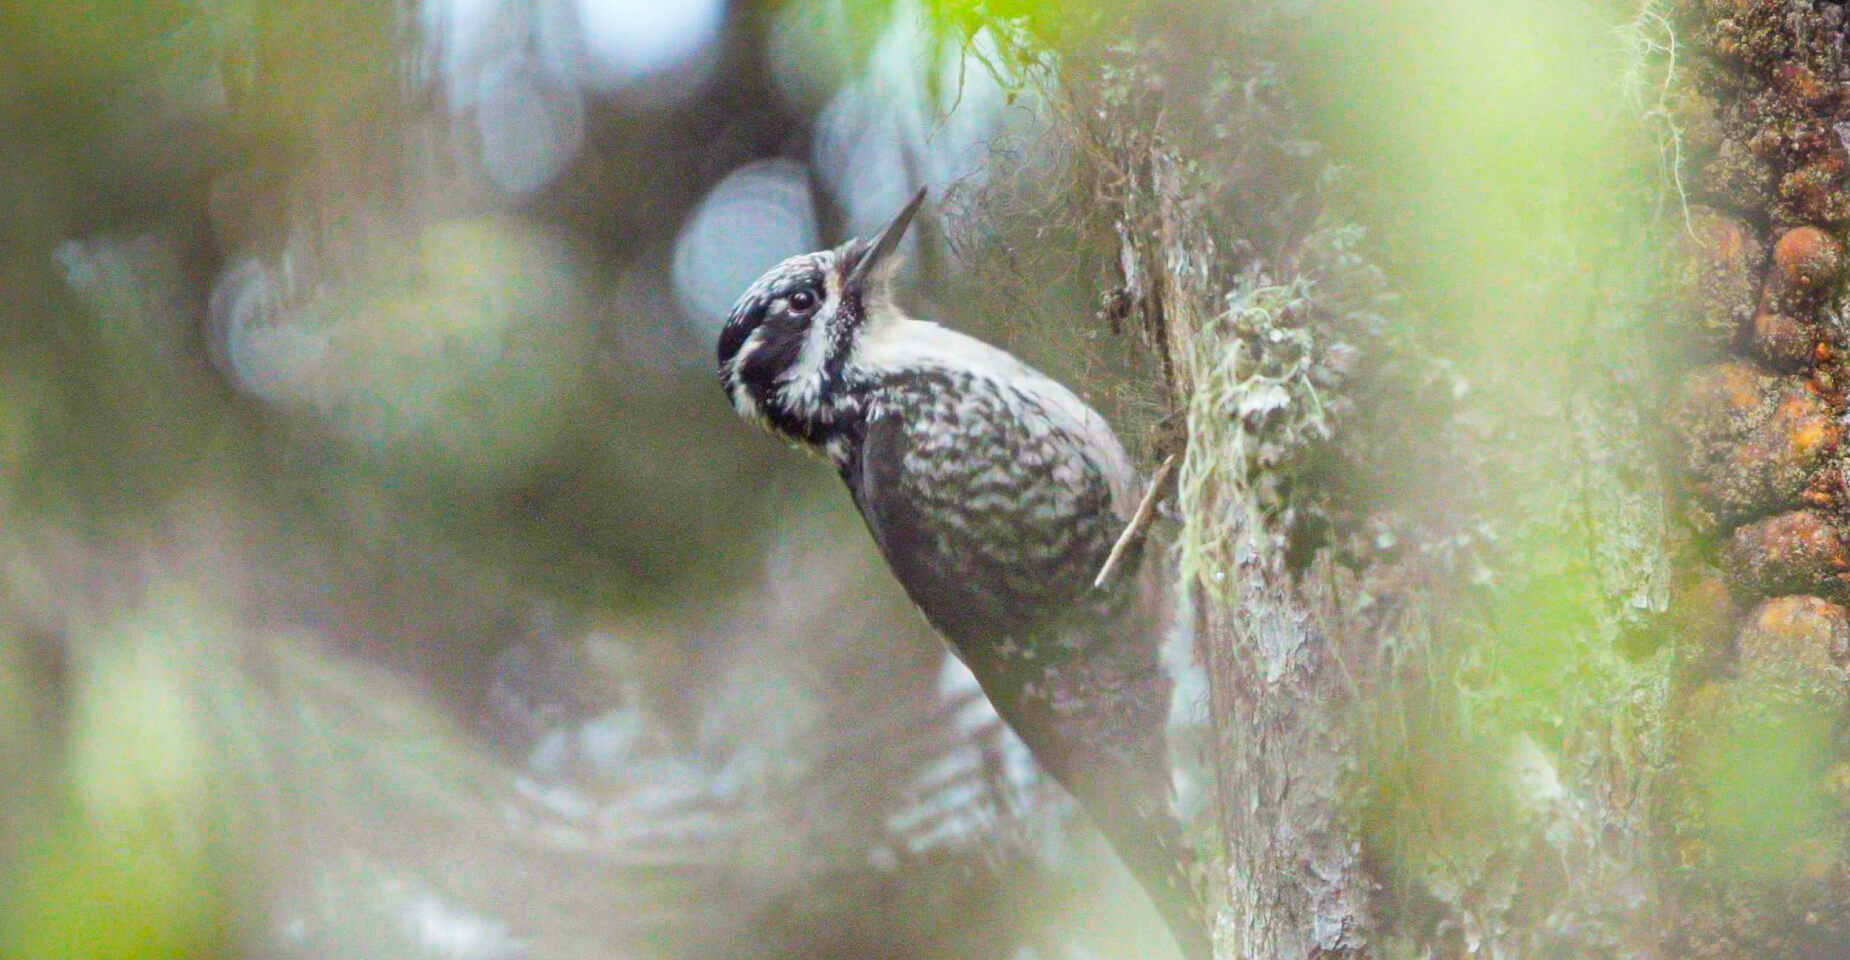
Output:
[
  {"xmin": 1654, "ymin": 3, "xmax": 1850, "ymax": 957},
  {"xmin": 938, "ymin": 0, "xmax": 1850, "ymax": 956}
]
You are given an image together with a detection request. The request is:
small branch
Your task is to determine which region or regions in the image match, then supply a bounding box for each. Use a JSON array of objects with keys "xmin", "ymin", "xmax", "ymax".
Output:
[{"xmin": 1094, "ymin": 453, "xmax": 1181, "ymax": 590}]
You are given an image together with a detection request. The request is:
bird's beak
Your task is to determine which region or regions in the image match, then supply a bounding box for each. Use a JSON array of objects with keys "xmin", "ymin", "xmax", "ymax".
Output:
[{"xmin": 846, "ymin": 187, "xmax": 927, "ymax": 288}]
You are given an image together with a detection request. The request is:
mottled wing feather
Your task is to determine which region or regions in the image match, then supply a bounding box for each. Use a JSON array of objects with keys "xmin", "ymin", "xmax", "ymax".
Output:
[
  {"xmin": 849, "ymin": 410, "xmax": 998, "ymax": 648},
  {"xmin": 845, "ymin": 385, "xmax": 1162, "ymax": 791},
  {"xmin": 847, "ymin": 378, "xmax": 1125, "ymax": 654},
  {"xmin": 848, "ymin": 390, "xmax": 1208, "ymax": 960}
]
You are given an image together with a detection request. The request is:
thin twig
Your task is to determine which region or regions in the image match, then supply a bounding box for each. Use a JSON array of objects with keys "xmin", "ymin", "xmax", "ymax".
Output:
[{"xmin": 1093, "ymin": 453, "xmax": 1180, "ymax": 590}]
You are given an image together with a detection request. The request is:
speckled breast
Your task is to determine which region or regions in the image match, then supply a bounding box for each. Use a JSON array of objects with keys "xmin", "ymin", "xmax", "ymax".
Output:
[{"xmin": 846, "ymin": 368, "xmax": 1134, "ymax": 664}]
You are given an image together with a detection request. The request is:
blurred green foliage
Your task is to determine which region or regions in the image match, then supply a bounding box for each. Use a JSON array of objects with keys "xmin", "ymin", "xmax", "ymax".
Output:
[
  {"xmin": 1300, "ymin": 0, "xmax": 1634, "ymax": 356},
  {"xmin": 0, "ymin": 0, "xmax": 194, "ymax": 112},
  {"xmin": 1699, "ymin": 692, "xmax": 1836, "ymax": 878},
  {"xmin": 298, "ymin": 218, "xmax": 592, "ymax": 479},
  {"xmin": 1292, "ymin": 0, "xmax": 1679, "ymax": 903},
  {"xmin": 2, "ymin": 624, "xmax": 245, "ymax": 960}
]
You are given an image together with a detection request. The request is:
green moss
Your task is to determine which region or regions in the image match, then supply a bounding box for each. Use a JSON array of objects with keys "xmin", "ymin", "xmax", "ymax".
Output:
[{"xmin": 1175, "ymin": 277, "xmax": 1324, "ymax": 599}]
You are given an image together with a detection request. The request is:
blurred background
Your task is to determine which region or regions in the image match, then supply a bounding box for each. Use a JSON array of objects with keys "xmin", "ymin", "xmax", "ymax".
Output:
[{"xmin": 0, "ymin": 1, "xmax": 1196, "ymax": 957}]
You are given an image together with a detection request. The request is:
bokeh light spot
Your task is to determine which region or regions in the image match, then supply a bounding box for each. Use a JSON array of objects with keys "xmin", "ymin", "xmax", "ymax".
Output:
[{"xmin": 672, "ymin": 159, "xmax": 820, "ymax": 334}]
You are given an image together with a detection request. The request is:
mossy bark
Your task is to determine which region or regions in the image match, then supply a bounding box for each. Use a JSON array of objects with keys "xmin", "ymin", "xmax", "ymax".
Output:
[
  {"xmin": 1020, "ymin": 3, "xmax": 1704, "ymax": 957},
  {"xmin": 1654, "ymin": 3, "xmax": 1850, "ymax": 957}
]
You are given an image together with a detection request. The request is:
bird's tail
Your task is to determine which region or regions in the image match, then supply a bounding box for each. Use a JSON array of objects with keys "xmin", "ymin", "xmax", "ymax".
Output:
[{"xmin": 1077, "ymin": 779, "xmax": 1212, "ymax": 960}]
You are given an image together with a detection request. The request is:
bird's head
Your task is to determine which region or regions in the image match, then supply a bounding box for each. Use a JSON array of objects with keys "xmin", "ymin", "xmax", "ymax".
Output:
[{"xmin": 716, "ymin": 188, "xmax": 926, "ymax": 457}]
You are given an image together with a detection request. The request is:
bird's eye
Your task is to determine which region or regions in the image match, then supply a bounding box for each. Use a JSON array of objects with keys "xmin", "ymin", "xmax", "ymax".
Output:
[{"xmin": 787, "ymin": 289, "xmax": 817, "ymax": 314}]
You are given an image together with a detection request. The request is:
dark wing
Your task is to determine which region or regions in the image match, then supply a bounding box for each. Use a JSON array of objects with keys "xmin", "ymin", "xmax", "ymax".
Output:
[
  {"xmin": 844, "ymin": 405, "xmax": 1161, "ymax": 782},
  {"xmin": 845, "ymin": 406, "xmax": 1125, "ymax": 654},
  {"xmin": 848, "ymin": 410, "xmax": 1208, "ymax": 960},
  {"xmin": 849, "ymin": 411, "xmax": 1000, "ymax": 649}
]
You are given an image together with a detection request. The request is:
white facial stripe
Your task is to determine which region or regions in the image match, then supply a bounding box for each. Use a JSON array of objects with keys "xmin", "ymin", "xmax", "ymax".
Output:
[
  {"xmin": 775, "ymin": 267, "xmax": 844, "ymax": 410},
  {"xmin": 729, "ymin": 329, "xmax": 766, "ymax": 421}
]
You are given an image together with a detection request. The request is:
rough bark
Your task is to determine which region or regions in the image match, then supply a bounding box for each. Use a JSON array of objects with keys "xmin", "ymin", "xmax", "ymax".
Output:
[
  {"xmin": 1058, "ymin": 29, "xmax": 1390, "ymax": 958},
  {"xmin": 1197, "ymin": 560, "xmax": 1375, "ymax": 957},
  {"xmin": 1011, "ymin": 3, "xmax": 1689, "ymax": 957},
  {"xmin": 1654, "ymin": 3, "xmax": 1850, "ymax": 957}
]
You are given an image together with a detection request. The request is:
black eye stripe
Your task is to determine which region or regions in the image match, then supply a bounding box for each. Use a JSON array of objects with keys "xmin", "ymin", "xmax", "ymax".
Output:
[
  {"xmin": 739, "ymin": 311, "xmax": 807, "ymax": 402},
  {"xmin": 717, "ymin": 307, "xmax": 761, "ymax": 375},
  {"xmin": 718, "ymin": 259, "xmax": 827, "ymax": 379}
]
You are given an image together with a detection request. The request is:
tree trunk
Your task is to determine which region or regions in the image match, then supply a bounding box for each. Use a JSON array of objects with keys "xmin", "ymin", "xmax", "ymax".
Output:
[{"xmin": 1013, "ymin": 1, "xmax": 1850, "ymax": 957}]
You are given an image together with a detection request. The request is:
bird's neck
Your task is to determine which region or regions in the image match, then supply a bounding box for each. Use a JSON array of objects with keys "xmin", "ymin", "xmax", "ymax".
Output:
[
  {"xmin": 852, "ymin": 315, "xmax": 1035, "ymax": 384},
  {"xmin": 773, "ymin": 315, "xmax": 1037, "ymax": 470}
]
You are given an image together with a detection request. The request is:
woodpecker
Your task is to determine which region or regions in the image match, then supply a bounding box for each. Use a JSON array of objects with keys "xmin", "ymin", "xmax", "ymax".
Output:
[{"xmin": 716, "ymin": 189, "xmax": 1210, "ymax": 960}]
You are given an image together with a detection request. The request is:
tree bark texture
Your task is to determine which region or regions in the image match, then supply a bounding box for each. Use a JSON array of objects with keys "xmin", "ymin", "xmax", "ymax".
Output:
[
  {"xmin": 1022, "ymin": 3, "xmax": 1816, "ymax": 957},
  {"xmin": 1051, "ymin": 28, "xmax": 1390, "ymax": 957},
  {"xmin": 1655, "ymin": 3, "xmax": 1850, "ymax": 957}
]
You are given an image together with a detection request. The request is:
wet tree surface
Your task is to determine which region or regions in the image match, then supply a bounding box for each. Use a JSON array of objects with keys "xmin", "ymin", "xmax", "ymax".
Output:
[
  {"xmin": 6, "ymin": 1, "xmax": 1850, "ymax": 959},
  {"xmin": 1132, "ymin": 1, "xmax": 1850, "ymax": 956},
  {"xmin": 1654, "ymin": 3, "xmax": 1850, "ymax": 957},
  {"xmin": 973, "ymin": 0, "xmax": 1850, "ymax": 956}
]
